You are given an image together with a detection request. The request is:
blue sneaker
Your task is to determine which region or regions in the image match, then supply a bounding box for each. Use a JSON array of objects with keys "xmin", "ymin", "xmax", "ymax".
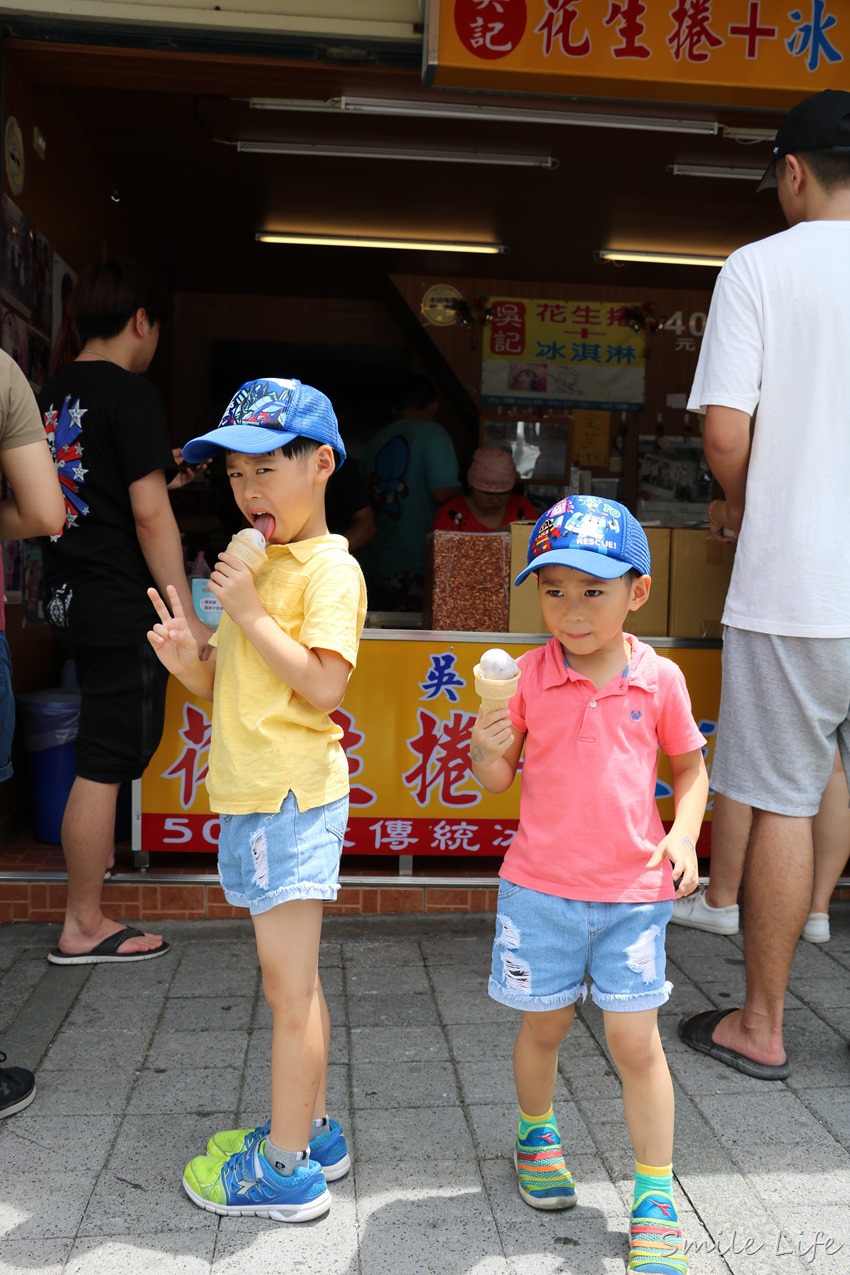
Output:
[
  {"xmin": 514, "ymin": 1126, "xmax": 577, "ymax": 1211},
  {"xmin": 183, "ymin": 1142, "xmax": 330, "ymax": 1223},
  {"xmin": 207, "ymin": 1118, "xmax": 351, "ymax": 1181},
  {"xmin": 309, "ymin": 1118, "xmax": 351, "ymax": 1181}
]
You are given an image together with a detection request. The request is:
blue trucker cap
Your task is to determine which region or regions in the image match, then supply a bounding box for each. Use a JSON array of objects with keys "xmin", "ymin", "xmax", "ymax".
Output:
[
  {"xmin": 182, "ymin": 377, "xmax": 346, "ymax": 467},
  {"xmin": 514, "ymin": 495, "xmax": 651, "ymax": 585}
]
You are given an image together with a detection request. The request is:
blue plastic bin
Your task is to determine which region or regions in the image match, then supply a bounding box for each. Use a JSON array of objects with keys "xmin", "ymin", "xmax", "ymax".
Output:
[{"xmin": 16, "ymin": 690, "xmax": 81, "ymax": 844}]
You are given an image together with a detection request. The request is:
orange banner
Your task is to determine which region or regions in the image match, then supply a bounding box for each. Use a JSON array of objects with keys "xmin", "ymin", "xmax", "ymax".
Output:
[
  {"xmin": 135, "ymin": 634, "xmax": 721, "ymax": 859},
  {"xmin": 425, "ymin": 0, "xmax": 850, "ymax": 104}
]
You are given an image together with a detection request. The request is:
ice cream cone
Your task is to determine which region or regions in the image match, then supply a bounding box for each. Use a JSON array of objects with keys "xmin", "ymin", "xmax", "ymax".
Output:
[
  {"xmin": 225, "ymin": 528, "xmax": 267, "ymax": 574},
  {"xmin": 473, "ymin": 664, "xmax": 521, "ymax": 715}
]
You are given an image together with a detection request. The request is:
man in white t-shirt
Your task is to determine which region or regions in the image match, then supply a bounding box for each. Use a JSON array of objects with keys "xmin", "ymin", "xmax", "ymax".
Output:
[{"xmin": 678, "ymin": 89, "xmax": 850, "ymax": 1082}]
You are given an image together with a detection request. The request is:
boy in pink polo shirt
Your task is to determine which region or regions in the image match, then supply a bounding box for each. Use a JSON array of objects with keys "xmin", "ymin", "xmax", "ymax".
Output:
[{"xmin": 470, "ymin": 496, "xmax": 707, "ymax": 1275}]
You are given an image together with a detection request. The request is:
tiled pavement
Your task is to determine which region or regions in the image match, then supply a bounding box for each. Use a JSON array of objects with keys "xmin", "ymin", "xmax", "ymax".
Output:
[{"xmin": 2, "ymin": 909, "xmax": 850, "ymax": 1275}]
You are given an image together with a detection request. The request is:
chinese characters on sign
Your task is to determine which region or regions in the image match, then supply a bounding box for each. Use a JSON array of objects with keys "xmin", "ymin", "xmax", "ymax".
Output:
[
  {"xmin": 429, "ymin": 1, "xmax": 847, "ymax": 96},
  {"xmin": 137, "ymin": 640, "xmax": 720, "ymax": 858},
  {"xmin": 482, "ymin": 299, "xmax": 646, "ymax": 410}
]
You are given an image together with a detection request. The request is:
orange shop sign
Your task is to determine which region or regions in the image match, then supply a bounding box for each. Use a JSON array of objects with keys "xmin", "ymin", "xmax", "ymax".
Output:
[
  {"xmin": 424, "ymin": 0, "xmax": 850, "ymax": 104},
  {"xmin": 134, "ymin": 634, "xmax": 721, "ymax": 859}
]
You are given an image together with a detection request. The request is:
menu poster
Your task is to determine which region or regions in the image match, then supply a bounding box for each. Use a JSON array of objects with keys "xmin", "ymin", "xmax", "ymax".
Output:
[
  {"xmin": 482, "ymin": 298, "xmax": 646, "ymax": 411},
  {"xmin": 2, "ymin": 541, "xmax": 22, "ymax": 602},
  {"xmin": 50, "ymin": 254, "xmax": 79, "ymax": 376},
  {"xmin": 1, "ymin": 195, "xmax": 32, "ymax": 317},
  {"xmin": 28, "ymin": 327, "xmax": 50, "ymax": 392},
  {"xmin": 32, "ymin": 233, "xmax": 53, "ymax": 336},
  {"xmin": 572, "ymin": 410, "xmax": 611, "ymax": 468},
  {"xmin": 1, "ymin": 307, "xmax": 29, "ymax": 377},
  {"xmin": 21, "ymin": 539, "xmax": 46, "ymax": 626}
]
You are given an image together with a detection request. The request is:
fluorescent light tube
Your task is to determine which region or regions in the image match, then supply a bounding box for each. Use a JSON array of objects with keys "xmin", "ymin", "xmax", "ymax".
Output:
[
  {"xmin": 720, "ymin": 126, "xmax": 777, "ymax": 142},
  {"xmin": 247, "ymin": 95, "xmax": 719, "ymax": 136},
  {"xmin": 256, "ymin": 232, "xmax": 506, "ymax": 254},
  {"xmin": 670, "ymin": 164, "xmax": 764, "ymax": 180},
  {"xmin": 237, "ymin": 140, "xmax": 557, "ymax": 168},
  {"xmin": 339, "ymin": 97, "xmax": 720, "ymax": 135},
  {"xmin": 597, "ymin": 249, "xmax": 726, "ymax": 267}
]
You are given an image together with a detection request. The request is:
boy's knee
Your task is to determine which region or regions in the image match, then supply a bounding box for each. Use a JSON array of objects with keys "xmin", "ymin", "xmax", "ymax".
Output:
[{"xmin": 523, "ymin": 1006, "xmax": 574, "ymax": 1048}]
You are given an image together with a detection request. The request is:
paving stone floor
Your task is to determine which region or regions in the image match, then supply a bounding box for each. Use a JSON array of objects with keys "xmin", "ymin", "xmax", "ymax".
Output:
[{"xmin": 2, "ymin": 909, "xmax": 850, "ymax": 1274}]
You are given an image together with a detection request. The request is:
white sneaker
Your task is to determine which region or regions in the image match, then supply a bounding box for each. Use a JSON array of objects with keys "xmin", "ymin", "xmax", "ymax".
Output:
[
  {"xmin": 670, "ymin": 887, "xmax": 739, "ymax": 935},
  {"xmin": 801, "ymin": 912, "xmax": 830, "ymax": 944}
]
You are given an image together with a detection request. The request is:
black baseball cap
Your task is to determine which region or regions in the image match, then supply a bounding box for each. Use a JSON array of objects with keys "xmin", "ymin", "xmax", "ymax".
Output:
[{"xmin": 758, "ymin": 89, "xmax": 850, "ymax": 191}]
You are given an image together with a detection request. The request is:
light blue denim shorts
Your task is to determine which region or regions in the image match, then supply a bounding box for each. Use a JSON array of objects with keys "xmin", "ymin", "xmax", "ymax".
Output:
[
  {"xmin": 217, "ymin": 791, "xmax": 348, "ymax": 915},
  {"xmin": 489, "ymin": 880, "xmax": 673, "ymax": 1013}
]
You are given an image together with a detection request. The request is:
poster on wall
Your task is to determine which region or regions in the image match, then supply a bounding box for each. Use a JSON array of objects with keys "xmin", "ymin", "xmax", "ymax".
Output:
[
  {"xmin": 28, "ymin": 328, "xmax": 50, "ymax": 392},
  {"xmin": 2, "ymin": 541, "xmax": 22, "ymax": 602},
  {"xmin": 1, "ymin": 196, "xmax": 32, "ymax": 317},
  {"xmin": 1, "ymin": 307, "xmax": 29, "ymax": 377},
  {"xmin": 482, "ymin": 298, "xmax": 646, "ymax": 411},
  {"xmin": 32, "ymin": 233, "xmax": 53, "ymax": 336},
  {"xmin": 21, "ymin": 540, "xmax": 46, "ymax": 626},
  {"xmin": 50, "ymin": 254, "xmax": 79, "ymax": 375}
]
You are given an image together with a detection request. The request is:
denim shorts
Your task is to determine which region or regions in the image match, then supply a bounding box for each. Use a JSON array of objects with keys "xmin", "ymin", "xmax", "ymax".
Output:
[
  {"xmin": 489, "ymin": 880, "xmax": 673, "ymax": 1013},
  {"xmin": 217, "ymin": 791, "xmax": 348, "ymax": 915}
]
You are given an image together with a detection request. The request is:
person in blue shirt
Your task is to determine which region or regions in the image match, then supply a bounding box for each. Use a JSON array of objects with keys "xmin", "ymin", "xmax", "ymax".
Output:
[{"xmin": 359, "ymin": 375, "xmax": 459, "ymax": 611}]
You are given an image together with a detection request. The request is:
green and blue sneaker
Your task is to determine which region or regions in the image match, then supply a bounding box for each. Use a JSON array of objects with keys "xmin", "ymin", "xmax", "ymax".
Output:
[
  {"xmin": 629, "ymin": 1191, "xmax": 688, "ymax": 1273},
  {"xmin": 206, "ymin": 1118, "xmax": 351, "ymax": 1181},
  {"xmin": 183, "ymin": 1142, "xmax": 330, "ymax": 1223},
  {"xmin": 514, "ymin": 1126, "xmax": 577, "ymax": 1211}
]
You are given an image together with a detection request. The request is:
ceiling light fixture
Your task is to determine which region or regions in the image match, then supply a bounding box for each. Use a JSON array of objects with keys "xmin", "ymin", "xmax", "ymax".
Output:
[
  {"xmin": 596, "ymin": 249, "xmax": 726, "ymax": 267},
  {"xmin": 669, "ymin": 163, "xmax": 764, "ymax": 181},
  {"xmin": 237, "ymin": 140, "xmax": 557, "ymax": 168},
  {"xmin": 256, "ymin": 232, "xmax": 506, "ymax": 254},
  {"xmin": 248, "ymin": 95, "xmax": 719, "ymax": 136},
  {"xmin": 720, "ymin": 125, "xmax": 777, "ymax": 143}
]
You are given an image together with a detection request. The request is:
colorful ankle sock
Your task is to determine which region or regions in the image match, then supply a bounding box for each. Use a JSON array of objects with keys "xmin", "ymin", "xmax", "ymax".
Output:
[
  {"xmin": 514, "ymin": 1107, "xmax": 576, "ymax": 1210},
  {"xmin": 634, "ymin": 1161, "xmax": 673, "ymax": 1205},
  {"xmin": 629, "ymin": 1164, "xmax": 687, "ymax": 1274}
]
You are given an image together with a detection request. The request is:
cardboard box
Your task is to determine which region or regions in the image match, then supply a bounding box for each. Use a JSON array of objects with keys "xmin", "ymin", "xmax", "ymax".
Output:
[
  {"xmin": 668, "ymin": 528, "xmax": 735, "ymax": 638},
  {"xmin": 424, "ymin": 530, "xmax": 511, "ymax": 631},
  {"xmin": 508, "ymin": 522, "xmax": 546, "ymax": 633},
  {"xmin": 629, "ymin": 528, "xmax": 670, "ymax": 638}
]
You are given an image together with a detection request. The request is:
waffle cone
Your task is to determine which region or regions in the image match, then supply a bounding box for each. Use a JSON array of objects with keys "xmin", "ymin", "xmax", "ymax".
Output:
[
  {"xmin": 473, "ymin": 665, "xmax": 521, "ymax": 715},
  {"xmin": 226, "ymin": 530, "xmax": 267, "ymax": 574}
]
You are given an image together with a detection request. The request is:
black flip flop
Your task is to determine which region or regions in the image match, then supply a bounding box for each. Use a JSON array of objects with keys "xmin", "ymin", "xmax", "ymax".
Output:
[
  {"xmin": 678, "ymin": 1007, "xmax": 790, "ymax": 1080},
  {"xmin": 47, "ymin": 926, "xmax": 170, "ymax": 966}
]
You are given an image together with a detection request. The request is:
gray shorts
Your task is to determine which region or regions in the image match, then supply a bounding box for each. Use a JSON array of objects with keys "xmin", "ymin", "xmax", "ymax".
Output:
[{"xmin": 711, "ymin": 628, "xmax": 850, "ymax": 817}]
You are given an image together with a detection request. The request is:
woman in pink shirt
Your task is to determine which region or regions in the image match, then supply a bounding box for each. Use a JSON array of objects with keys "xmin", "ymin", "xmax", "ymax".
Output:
[{"xmin": 432, "ymin": 446, "xmax": 535, "ymax": 533}]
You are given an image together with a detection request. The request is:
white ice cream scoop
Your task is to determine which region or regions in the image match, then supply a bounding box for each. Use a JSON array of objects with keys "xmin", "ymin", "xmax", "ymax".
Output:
[
  {"xmin": 473, "ymin": 648, "xmax": 521, "ymax": 715},
  {"xmin": 478, "ymin": 648, "xmax": 520, "ymax": 680}
]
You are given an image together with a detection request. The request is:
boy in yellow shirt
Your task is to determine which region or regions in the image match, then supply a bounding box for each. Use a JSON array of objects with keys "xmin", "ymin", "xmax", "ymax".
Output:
[{"xmin": 147, "ymin": 378, "xmax": 366, "ymax": 1223}]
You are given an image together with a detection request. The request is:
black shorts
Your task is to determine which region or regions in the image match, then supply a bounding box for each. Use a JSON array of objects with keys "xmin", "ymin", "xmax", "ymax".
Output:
[{"xmin": 65, "ymin": 639, "xmax": 169, "ymax": 784}]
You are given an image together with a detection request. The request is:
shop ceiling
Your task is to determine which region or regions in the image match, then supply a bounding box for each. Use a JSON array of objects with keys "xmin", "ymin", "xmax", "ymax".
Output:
[{"xmin": 7, "ymin": 37, "xmax": 790, "ymax": 296}]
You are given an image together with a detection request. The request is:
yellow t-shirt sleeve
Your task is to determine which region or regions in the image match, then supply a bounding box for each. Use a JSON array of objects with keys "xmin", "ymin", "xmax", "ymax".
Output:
[{"xmin": 300, "ymin": 559, "xmax": 366, "ymax": 668}]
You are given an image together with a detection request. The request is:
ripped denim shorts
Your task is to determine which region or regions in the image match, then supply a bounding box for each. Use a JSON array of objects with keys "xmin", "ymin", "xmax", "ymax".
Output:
[
  {"xmin": 217, "ymin": 791, "xmax": 348, "ymax": 916},
  {"xmin": 488, "ymin": 879, "xmax": 673, "ymax": 1013}
]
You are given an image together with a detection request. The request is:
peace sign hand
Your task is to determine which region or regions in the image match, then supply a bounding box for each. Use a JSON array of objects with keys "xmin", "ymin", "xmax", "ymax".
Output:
[{"xmin": 147, "ymin": 585, "xmax": 201, "ymax": 675}]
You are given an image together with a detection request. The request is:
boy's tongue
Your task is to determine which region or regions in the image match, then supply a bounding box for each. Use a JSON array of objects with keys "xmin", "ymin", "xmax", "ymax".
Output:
[{"xmin": 254, "ymin": 513, "xmax": 275, "ymax": 542}]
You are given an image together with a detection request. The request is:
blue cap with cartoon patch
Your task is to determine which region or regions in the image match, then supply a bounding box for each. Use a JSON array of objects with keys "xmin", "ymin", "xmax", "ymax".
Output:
[
  {"xmin": 514, "ymin": 496, "xmax": 651, "ymax": 585},
  {"xmin": 182, "ymin": 377, "xmax": 346, "ymax": 467}
]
